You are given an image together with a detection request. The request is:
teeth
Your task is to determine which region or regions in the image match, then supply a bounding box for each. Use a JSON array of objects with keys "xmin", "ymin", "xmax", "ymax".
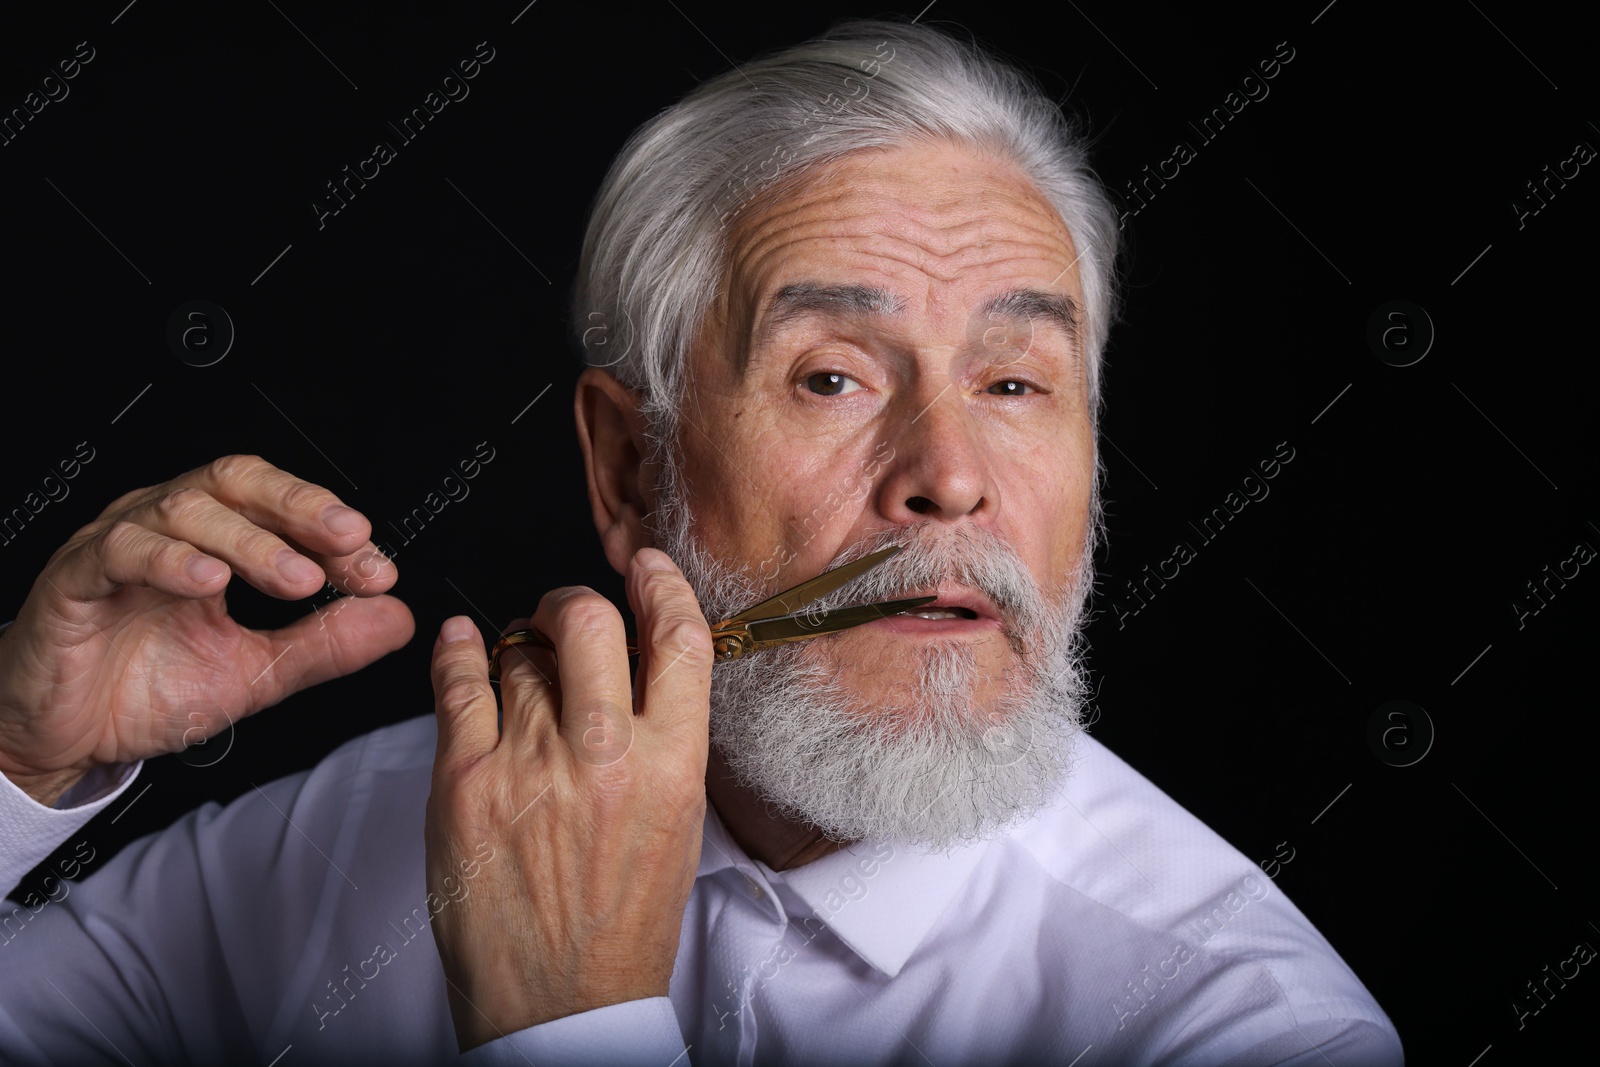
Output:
[{"xmin": 908, "ymin": 610, "xmax": 960, "ymax": 620}]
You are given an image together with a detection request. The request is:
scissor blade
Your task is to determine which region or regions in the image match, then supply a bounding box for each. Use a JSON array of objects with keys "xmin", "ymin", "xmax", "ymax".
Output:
[
  {"xmin": 741, "ymin": 595, "xmax": 938, "ymax": 649},
  {"xmin": 720, "ymin": 545, "xmax": 905, "ymax": 626}
]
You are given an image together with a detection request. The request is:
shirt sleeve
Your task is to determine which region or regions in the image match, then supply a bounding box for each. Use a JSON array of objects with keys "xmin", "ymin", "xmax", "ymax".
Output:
[
  {"xmin": 0, "ymin": 760, "xmax": 143, "ymax": 892},
  {"xmin": 1229, "ymin": 1016, "xmax": 1405, "ymax": 1065},
  {"xmin": 0, "ymin": 792, "xmax": 246, "ymax": 1066},
  {"xmin": 457, "ymin": 998, "xmax": 690, "ymax": 1066}
]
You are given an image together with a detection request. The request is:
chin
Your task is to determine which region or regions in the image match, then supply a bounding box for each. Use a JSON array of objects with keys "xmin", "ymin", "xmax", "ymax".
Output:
[
  {"xmin": 830, "ymin": 637, "xmax": 1019, "ymax": 731},
  {"xmin": 706, "ymin": 629, "xmax": 1091, "ymax": 850},
  {"xmin": 658, "ymin": 488, "xmax": 1099, "ymax": 846}
]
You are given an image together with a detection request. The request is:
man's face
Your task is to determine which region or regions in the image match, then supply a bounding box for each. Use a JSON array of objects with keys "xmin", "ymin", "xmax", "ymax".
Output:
[{"xmin": 672, "ymin": 138, "xmax": 1095, "ymax": 720}]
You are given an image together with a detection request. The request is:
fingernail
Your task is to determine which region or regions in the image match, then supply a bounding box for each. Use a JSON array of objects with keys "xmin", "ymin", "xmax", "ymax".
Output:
[
  {"xmin": 638, "ymin": 550, "xmax": 675, "ymax": 572},
  {"xmin": 187, "ymin": 555, "xmax": 227, "ymax": 584},
  {"xmin": 321, "ymin": 504, "xmax": 365, "ymax": 536},
  {"xmin": 277, "ymin": 550, "xmax": 323, "ymax": 583},
  {"xmin": 442, "ymin": 617, "xmax": 476, "ymax": 643}
]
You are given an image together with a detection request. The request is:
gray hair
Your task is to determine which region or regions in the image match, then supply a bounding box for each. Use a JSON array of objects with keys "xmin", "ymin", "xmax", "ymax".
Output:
[{"xmin": 573, "ymin": 17, "xmax": 1120, "ymax": 559}]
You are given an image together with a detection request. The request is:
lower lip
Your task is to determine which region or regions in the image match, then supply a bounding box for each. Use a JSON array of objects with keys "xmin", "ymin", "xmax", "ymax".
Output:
[{"xmin": 862, "ymin": 613, "xmax": 1002, "ymax": 637}]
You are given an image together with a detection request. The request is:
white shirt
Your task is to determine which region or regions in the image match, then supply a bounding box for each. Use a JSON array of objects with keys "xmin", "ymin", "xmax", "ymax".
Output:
[{"xmin": 0, "ymin": 714, "xmax": 1401, "ymax": 1065}]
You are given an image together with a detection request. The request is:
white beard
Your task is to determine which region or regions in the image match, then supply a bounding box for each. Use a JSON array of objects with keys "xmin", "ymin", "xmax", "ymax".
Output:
[{"xmin": 652, "ymin": 457, "xmax": 1097, "ymax": 851}]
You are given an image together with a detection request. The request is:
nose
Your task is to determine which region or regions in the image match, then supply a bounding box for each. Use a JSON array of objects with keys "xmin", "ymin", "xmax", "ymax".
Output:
[{"xmin": 873, "ymin": 383, "xmax": 997, "ymax": 524}]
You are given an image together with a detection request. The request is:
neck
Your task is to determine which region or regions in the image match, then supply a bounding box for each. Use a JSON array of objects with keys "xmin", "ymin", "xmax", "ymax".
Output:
[{"xmin": 705, "ymin": 743, "xmax": 848, "ymax": 871}]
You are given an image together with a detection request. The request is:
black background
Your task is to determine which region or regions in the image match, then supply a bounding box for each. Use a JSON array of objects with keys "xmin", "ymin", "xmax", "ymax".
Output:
[{"xmin": 2, "ymin": 1, "xmax": 1595, "ymax": 1063}]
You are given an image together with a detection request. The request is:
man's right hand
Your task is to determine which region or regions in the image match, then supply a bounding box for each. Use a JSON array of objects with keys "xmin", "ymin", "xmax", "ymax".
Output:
[
  {"xmin": 0, "ymin": 454, "xmax": 415, "ymax": 806},
  {"xmin": 425, "ymin": 548, "xmax": 715, "ymax": 1049}
]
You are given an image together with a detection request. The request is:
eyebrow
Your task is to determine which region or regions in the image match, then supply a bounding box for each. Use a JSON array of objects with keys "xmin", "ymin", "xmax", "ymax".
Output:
[
  {"xmin": 755, "ymin": 283, "xmax": 907, "ymax": 346},
  {"xmin": 746, "ymin": 282, "xmax": 1082, "ymax": 367},
  {"xmin": 979, "ymin": 289, "xmax": 1082, "ymax": 356}
]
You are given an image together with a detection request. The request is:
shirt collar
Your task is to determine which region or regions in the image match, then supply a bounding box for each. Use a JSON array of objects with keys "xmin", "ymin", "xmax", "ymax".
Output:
[
  {"xmin": 697, "ymin": 802, "xmax": 991, "ymax": 979},
  {"xmin": 695, "ymin": 800, "xmax": 750, "ymax": 880}
]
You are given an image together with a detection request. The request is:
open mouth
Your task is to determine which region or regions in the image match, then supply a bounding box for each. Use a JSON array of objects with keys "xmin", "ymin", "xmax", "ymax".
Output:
[
  {"xmin": 861, "ymin": 586, "xmax": 1000, "ymax": 636},
  {"xmin": 901, "ymin": 606, "xmax": 979, "ymax": 621}
]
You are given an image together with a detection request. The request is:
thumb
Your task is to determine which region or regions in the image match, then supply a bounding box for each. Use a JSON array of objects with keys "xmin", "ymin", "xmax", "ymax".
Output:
[
  {"xmin": 430, "ymin": 616, "xmax": 501, "ymax": 771},
  {"xmin": 246, "ymin": 593, "xmax": 415, "ymax": 710}
]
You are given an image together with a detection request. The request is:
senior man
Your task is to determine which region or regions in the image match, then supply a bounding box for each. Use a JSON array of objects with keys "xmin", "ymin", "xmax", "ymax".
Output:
[{"xmin": 0, "ymin": 18, "xmax": 1400, "ymax": 1066}]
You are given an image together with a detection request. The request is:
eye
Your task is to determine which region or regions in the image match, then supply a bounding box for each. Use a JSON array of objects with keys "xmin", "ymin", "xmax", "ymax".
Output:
[
  {"xmin": 804, "ymin": 372, "xmax": 862, "ymax": 396},
  {"xmin": 986, "ymin": 380, "xmax": 1036, "ymax": 397}
]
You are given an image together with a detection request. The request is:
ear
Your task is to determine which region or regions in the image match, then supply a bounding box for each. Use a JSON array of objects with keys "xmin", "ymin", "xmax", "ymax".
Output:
[{"xmin": 575, "ymin": 367, "xmax": 657, "ymax": 575}]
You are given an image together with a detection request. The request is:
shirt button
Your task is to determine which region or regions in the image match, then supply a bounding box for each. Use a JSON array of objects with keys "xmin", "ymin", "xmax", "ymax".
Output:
[{"xmin": 742, "ymin": 875, "xmax": 765, "ymax": 900}]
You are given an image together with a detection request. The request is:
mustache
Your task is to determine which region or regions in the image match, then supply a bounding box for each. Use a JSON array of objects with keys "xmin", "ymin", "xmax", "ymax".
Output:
[{"xmin": 800, "ymin": 525, "xmax": 1055, "ymax": 651}]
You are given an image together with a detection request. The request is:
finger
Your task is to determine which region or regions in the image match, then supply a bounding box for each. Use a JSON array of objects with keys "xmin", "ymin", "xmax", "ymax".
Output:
[
  {"xmin": 100, "ymin": 487, "xmax": 329, "ymax": 600},
  {"xmin": 498, "ymin": 641, "xmax": 560, "ymax": 723},
  {"xmin": 284, "ymin": 536, "xmax": 398, "ymax": 599},
  {"xmin": 93, "ymin": 482, "xmax": 165, "ymax": 523},
  {"xmin": 64, "ymin": 454, "xmax": 397, "ymax": 604},
  {"xmin": 496, "ymin": 638, "xmax": 552, "ymax": 681},
  {"xmin": 627, "ymin": 549, "xmax": 714, "ymax": 730},
  {"xmin": 107, "ymin": 491, "xmax": 395, "ymax": 605},
  {"xmin": 489, "ymin": 620, "xmax": 547, "ymax": 713},
  {"xmin": 495, "ymin": 614, "xmax": 564, "ymax": 751},
  {"xmin": 195, "ymin": 456, "xmax": 398, "ymax": 598},
  {"xmin": 527, "ymin": 587, "xmax": 633, "ymax": 764},
  {"xmin": 56, "ymin": 521, "xmax": 233, "ymax": 603},
  {"xmin": 430, "ymin": 616, "xmax": 500, "ymax": 770},
  {"xmin": 99, "ymin": 456, "xmax": 374, "ymax": 565},
  {"xmin": 242, "ymin": 593, "xmax": 415, "ymax": 711},
  {"xmin": 189, "ymin": 454, "xmax": 375, "ymax": 560}
]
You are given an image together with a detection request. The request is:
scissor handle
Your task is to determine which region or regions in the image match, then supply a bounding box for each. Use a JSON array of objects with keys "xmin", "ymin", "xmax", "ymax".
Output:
[
  {"xmin": 489, "ymin": 625, "xmax": 758, "ymax": 681},
  {"xmin": 486, "ymin": 627, "xmax": 636, "ymax": 683}
]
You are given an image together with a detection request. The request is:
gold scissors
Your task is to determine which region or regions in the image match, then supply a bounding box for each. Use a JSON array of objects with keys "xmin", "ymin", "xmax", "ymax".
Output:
[{"xmin": 488, "ymin": 545, "xmax": 934, "ymax": 682}]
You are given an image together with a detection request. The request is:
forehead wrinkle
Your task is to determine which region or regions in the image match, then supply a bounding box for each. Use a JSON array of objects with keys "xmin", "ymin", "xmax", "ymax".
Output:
[
  {"xmin": 752, "ymin": 186, "xmax": 1074, "ymax": 277},
  {"xmin": 714, "ymin": 150, "xmax": 1084, "ymax": 378},
  {"xmin": 740, "ymin": 222, "xmax": 1072, "ymax": 297},
  {"xmin": 736, "ymin": 171, "xmax": 1066, "ymax": 266},
  {"xmin": 726, "ymin": 241, "xmax": 1080, "ymax": 379},
  {"xmin": 727, "ymin": 155, "xmax": 1074, "ymax": 279}
]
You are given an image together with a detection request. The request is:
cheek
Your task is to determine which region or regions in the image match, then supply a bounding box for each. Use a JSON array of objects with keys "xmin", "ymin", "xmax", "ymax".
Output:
[
  {"xmin": 999, "ymin": 425, "xmax": 1093, "ymax": 565},
  {"xmin": 675, "ymin": 430, "xmax": 809, "ymax": 556},
  {"xmin": 683, "ymin": 429, "xmax": 883, "ymax": 579},
  {"xmin": 773, "ymin": 451, "xmax": 871, "ymax": 545}
]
